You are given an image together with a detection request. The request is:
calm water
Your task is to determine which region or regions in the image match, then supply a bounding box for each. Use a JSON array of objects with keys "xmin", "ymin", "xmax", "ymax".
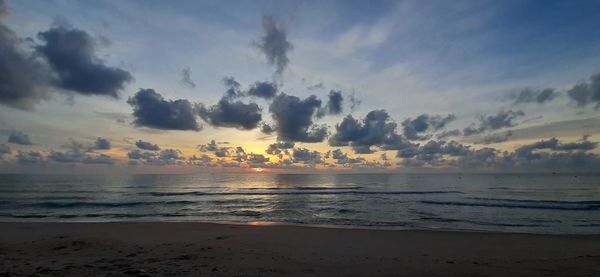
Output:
[{"xmin": 0, "ymin": 173, "xmax": 599, "ymax": 234}]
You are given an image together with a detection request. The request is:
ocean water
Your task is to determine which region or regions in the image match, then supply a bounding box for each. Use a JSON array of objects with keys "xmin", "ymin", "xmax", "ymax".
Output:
[{"xmin": 1, "ymin": 173, "xmax": 599, "ymax": 234}]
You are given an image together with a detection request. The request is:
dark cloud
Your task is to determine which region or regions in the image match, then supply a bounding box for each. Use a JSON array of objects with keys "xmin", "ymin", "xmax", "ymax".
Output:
[
  {"xmin": 266, "ymin": 141, "xmax": 294, "ymax": 156},
  {"xmin": 0, "ymin": 143, "xmax": 10, "ymax": 158},
  {"xmin": 508, "ymin": 88, "xmax": 557, "ymax": 104},
  {"xmin": 198, "ymin": 140, "xmax": 230, "ymax": 157},
  {"xmin": 197, "ymin": 97, "xmax": 262, "ymax": 130},
  {"xmin": 180, "ymin": 67, "xmax": 196, "ymax": 88},
  {"xmin": 36, "ymin": 24, "xmax": 132, "ymax": 97},
  {"xmin": 48, "ymin": 140, "xmax": 114, "ymax": 164},
  {"xmin": 260, "ymin": 123, "xmax": 275, "ymax": 134},
  {"xmin": 0, "ymin": 3, "xmax": 49, "ymax": 109},
  {"xmin": 247, "ymin": 153, "xmax": 269, "ymax": 165},
  {"xmin": 127, "ymin": 150, "xmax": 156, "ymax": 160},
  {"xmin": 0, "ymin": 0, "xmax": 8, "ymax": 20},
  {"xmin": 16, "ymin": 151, "xmax": 44, "ymax": 165},
  {"xmin": 567, "ymin": 72, "xmax": 600, "ymax": 108},
  {"xmin": 463, "ymin": 110, "xmax": 524, "ymax": 136},
  {"xmin": 402, "ymin": 114, "xmax": 455, "ymax": 140},
  {"xmin": 348, "ymin": 93, "xmax": 361, "ymax": 111},
  {"xmin": 128, "ymin": 88, "xmax": 201, "ymax": 131},
  {"xmin": 94, "ymin": 137, "xmax": 111, "ymax": 150},
  {"xmin": 318, "ymin": 90, "xmax": 344, "ymax": 117},
  {"xmin": 246, "ymin": 81, "xmax": 277, "ymax": 99},
  {"xmin": 331, "ymin": 149, "xmax": 364, "ymax": 165},
  {"xmin": 329, "ymin": 110, "xmax": 415, "ymax": 154},
  {"xmin": 188, "ymin": 154, "xmax": 213, "ymax": 167},
  {"xmin": 397, "ymin": 136, "xmax": 600, "ymax": 172},
  {"xmin": 8, "ymin": 131, "xmax": 32, "ymax": 145},
  {"xmin": 514, "ymin": 136, "xmax": 597, "ymax": 159},
  {"xmin": 256, "ymin": 16, "xmax": 293, "ymax": 74},
  {"xmin": 306, "ymin": 82, "xmax": 324, "ymax": 90},
  {"xmin": 292, "ymin": 148, "xmax": 322, "ymax": 164},
  {"xmin": 128, "ymin": 149, "xmax": 183, "ymax": 165},
  {"xmin": 475, "ymin": 131, "xmax": 513, "ymax": 144},
  {"xmin": 135, "ymin": 140, "xmax": 160, "ymax": 151},
  {"xmin": 268, "ymin": 93, "xmax": 328, "ymax": 142},
  {"xmin": 436, "ymin": 129, "xmax": 461, "ymax": 139},
  {"xmin": 222, "ymin": 77, "xmax": 241, "ymax": 99}
]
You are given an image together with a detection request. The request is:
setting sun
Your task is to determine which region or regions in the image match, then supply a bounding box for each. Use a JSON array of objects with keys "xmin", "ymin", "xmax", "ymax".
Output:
[{"xmin": 253, "ymin": 167, "xmax": 264, "ymax": 173}]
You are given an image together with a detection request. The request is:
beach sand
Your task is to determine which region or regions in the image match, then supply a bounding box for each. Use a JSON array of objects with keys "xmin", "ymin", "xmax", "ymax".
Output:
[{"xmin": 0, "ymin": 222, "xmax": 599, "ymax": 276}]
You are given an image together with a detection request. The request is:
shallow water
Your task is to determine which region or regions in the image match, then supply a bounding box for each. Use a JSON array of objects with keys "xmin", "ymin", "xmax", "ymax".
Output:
[{"xmin": 1, "ymin": 173, "xmax": 599, "ymax": 234}]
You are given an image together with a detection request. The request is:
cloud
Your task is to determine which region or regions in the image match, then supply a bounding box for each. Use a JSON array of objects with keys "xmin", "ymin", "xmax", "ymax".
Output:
[
  {"xmin": 0, "ymin": 143, "xmax": 10, "ymax": 158},
  {"xmin": 292, "ymin": 148, "xmax": 322, "ymax": 164},
  {"xmin": 463, "ymin": 110, "xmax": 524, "ymax": 136},
  {"xmin": 255, "ymin": 16, "xmax": 293, "ymax": 74},
  {"xmin": 0, "ymin": 2, "xmax": 49, "ymax": 109},
  {"xmin": 567, "ymin": 72, "xmax": 600, "ymax": 108},
  {"xmin": 436, "ymin": 129, "xmax": 461, "ymax": 139},
  {"xmin": 268, "ymin": 93, "xmax": 327, "ymax": 142},
  {"xmin": 128, "ymin": 148, "xmax": 183, "ymax": 165},
  {"xmin": 0, "ymin": 0, "xmax": 8, "ymax": 20},
  {"xmin": 260, "ymin": 123, "xmax": 275, "ymax": 134},
  {"xmin": 93, "ymin": 137, "xmax": 111, "ymax": 150},
  {"xmin": 198, "ymin": 140, "xmax": 230, "ymax": 157},
  {"xmin": 475, "ymin": 131, "xmax": 513, "ymax": 144},
  {"xmin": 180, "ymin": 67, "xmax": 196, "ymax": 88},
  {"xmin": 507, "ymin": 88, "xmax": 557, "ymax": 104},
  {"xmin": 128, "ymin": 88, "xmax": 201, "ymax": 131},
  {"xmin": 329, "ymin": 110, "xmax": 415, "ymax": 153},
  {"xmin": 135, "ymin": 140, "xmax": 160, "ymax": 151},
  {"xmin": 8, "ymin": 131, "xmax": 32, "ymax": 145},
  {"xmin": 36, "ymin": 24, "xmax": 132, "ymax": 97},
  {"xmin": 247, "ymin": 153, "xmax": 269, "ymax": 165},
  {"xmin": 16, "ymin": 151, "xmax": 44, "ymax": 165},
  {"xmin": 402, "ymin": 114, "xmax": 456, "ymax": 140},
  {"xmin": 318, "ymin": 90, "xmax": 344, "ymax": 117},
  {"xmin": 331, "ymin": 149, "xmax": 364, "ymax": 165},
  {"xmin": 197, "ymin": 97, "xmax": 262, "ymax": 130},
  {"xmin": 514, "ymin": 136, "xmax": 597, "ymax": 159},
  {"xmin": 246, "ymin": 81, "xmax": 277, "ymax": 99},
  {"xmin": 48, "ymin": 140, "xmax": 114, "ymax": 165},
  {"xmin": 266, "ymin": 141, "xmax": 294, "ymax": 157},
  {"xmin": 397, "ymin": 136, "xmax": 600, "ymax": 172}
]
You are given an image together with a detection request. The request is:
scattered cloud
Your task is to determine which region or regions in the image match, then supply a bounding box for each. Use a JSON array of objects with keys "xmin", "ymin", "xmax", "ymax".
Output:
[
  {"xmin": 567, "ymin": 72, "xmax": 600, "ymax": 108},
  {"xmin": 197, "ymin": 97, "xmax": 262, "ymax": 130},
  {"xmin": 7, "ymin": 131, "xmax": 32, "ymax": 145},
  {"xmin": 36, "ymin": 23, "xmax": 132, "ymax": 98},
  {"xmin": 268, "ymin": 93, "xmax": 327, "ymax": 142},
  {"xmin": 128, "ymin": 88, "xmax": 202, "ymax": 131},
  {"xmin": 402, "ymin": 114, "xmax": 455, "ymax": 140},
  {"xmin": 135, "ymin": 140, "xmax": 160, "ymax": 151},
  {"xmin": 246, "ymin": 81, "xmax": 277, "ymax": 99},
  {"xmin": 463, "ymin": 110, "xmax": 525, "ymax": 136},
  {"xmin": 255, "ymin": 16, "xmax": 293, "ymax": 74},
  {"xmin": 507, "ymin": 88, "xmax": 557, "ymax": 104},
  {"xmin": 179, "ymin": 67, "xmax": 196, "ymax": 88}
]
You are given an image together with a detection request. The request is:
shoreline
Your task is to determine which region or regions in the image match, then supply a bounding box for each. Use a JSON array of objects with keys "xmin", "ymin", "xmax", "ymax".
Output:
[
  {"xmin": 1, "ymin": 219, "xmax": 597, "ymax": 236},
  {"xmin": 1, "ymin": 222, "xmax": 599, "ymax": 276}
]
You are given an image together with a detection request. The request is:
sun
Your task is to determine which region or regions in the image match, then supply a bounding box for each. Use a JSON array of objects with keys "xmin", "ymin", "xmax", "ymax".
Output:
[{"xmin": 253, "ymin": 167, "xmax": 264, "ymax": 173}]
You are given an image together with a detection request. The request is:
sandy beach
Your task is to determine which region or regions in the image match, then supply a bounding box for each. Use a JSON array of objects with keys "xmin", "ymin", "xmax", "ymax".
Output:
[{"xmin": 0, "ymin": 222, "xmax": 598, "ymax": 276}]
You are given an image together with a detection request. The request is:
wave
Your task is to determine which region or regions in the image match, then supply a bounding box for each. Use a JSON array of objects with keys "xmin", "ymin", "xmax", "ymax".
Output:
[
  {"xmin": 28, "ymin": 200, "xmax": 195, "ymax": 209},
  {"xmin": 245, "ymin": 186, "xmax": 364, "ymax": 190},
  {"xmin": 421, "ymin": 199, "xmax": 600, "ymax": 211},
  {"xmin": 420, "ymin": 217, "xmax": 545, "ymax": 227},
  {"xmin": 143, "ymin": 190, "xmax": 462, "ymax": 196}
]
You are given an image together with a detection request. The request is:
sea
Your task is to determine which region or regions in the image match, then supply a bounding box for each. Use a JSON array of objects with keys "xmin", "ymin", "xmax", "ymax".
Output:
[{"xmin": 1, "ymin": 173, "xmax": 599, "ymax": 234}]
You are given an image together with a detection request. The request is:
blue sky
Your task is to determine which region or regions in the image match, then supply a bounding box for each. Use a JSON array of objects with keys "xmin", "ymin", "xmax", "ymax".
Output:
[{"xmin": 1, "ymin": 0, "xmax": 600, "ymax": 173}]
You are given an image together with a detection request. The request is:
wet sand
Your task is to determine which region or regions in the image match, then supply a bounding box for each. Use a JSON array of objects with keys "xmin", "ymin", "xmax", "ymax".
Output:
[{"xmin": 0, "ymin": 222, "xmax": 599, "ymax": 276}]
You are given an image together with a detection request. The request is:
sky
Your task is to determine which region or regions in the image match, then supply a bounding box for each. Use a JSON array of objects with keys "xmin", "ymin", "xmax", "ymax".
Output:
[{"xmin": 1, "ymin": 0, "xmax": 600, "ymax": 174}]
